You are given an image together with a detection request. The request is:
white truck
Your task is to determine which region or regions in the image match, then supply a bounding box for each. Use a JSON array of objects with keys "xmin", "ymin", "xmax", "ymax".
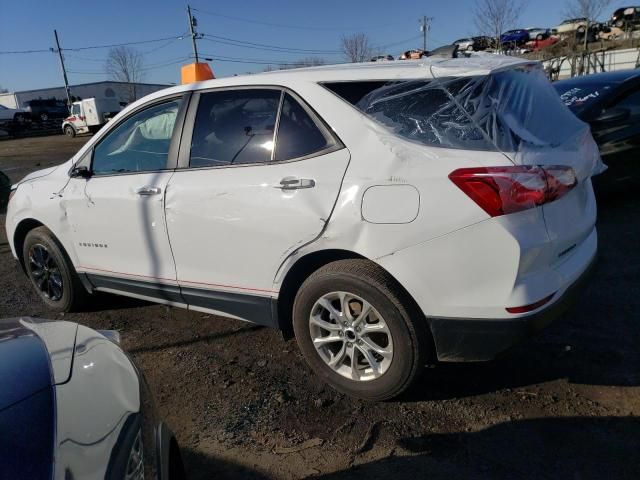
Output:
[{"xmin": 62, "ymin": 98, "xmax": 121, "ymax": 137}]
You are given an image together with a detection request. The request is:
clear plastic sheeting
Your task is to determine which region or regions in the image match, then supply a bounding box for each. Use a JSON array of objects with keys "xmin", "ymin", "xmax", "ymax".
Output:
[{"xmin": 356, "ymin": 62, "xmax": 605, "ymax": 178}]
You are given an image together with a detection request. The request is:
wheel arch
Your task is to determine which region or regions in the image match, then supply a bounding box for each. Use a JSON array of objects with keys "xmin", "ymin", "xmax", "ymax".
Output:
[
  {"xmin": 276, "ymin": 248, "xmax": 432, "ymax": 354},
  {"xmin": 12, "ymin": 218, "xmax": 46, "ymax": 272}
]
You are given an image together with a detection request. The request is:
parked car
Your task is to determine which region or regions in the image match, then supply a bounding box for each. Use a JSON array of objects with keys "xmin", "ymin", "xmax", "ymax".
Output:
[
  {"xmin": 526, "ymin": 27, "xmax": 551, "ymax": 40},
  {"xmin": 555, "ymin": 17, "xmax": 589, "ymax": 36},
  {"xmin": 453, "ymin": 38, "xmax": 475, "ymax": 51},
  {"xmin": 554, "ymin": 70, "xmax": 640, "ymax": 160},
  {"xmin": 610, "ymin": 6, "xmax": 640, "ymax": 29},
  {"xmin": 500, "ymin": 29, "xmax": 531, "ymax": 47},
  {"xmin": 0, "ymin": 104, "xmax": 30, "ymax": 131},
  {"xmin": 526, "ymin": 36, "xmax": 559, "ymax": 51},
  {"xmin": 453, "ymin": 36, "xmax": 495, "ymax": 52},
  {"xmin": 6, "ymin": 57, "xmax": 601, "ymax": 401},
  {"xmin": 0, "ymin": 317, "xmax": 184, "ymax": 479},
  {"xmin": 24, "ymin": 98, "xmax": 69, "ymax": 123},
  {"xmin": 399, "ymin": 49, "xmax": 426, "ymax": 59},
  {"xmin": 371, "ymin": 54, "xmax": 394, "ymax": 62},
  {"xmin": 598, "ymin": 25, "xmax": 626, "ymax": 40}
]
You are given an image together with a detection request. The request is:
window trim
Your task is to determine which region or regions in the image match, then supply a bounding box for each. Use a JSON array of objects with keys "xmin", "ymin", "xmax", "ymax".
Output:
[
  {"xmin": 176, "ymin": 84, "xmax": 344, "ymax": 171},
  {"xmin": 87, "ymin": 92, "xmax": 191, "ymax": 178}
]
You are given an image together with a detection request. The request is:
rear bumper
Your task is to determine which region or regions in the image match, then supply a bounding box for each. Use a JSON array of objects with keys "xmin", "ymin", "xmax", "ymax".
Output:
[{"xmin": 429, "ymin": 253, "xmax": 596, "ymax": 362}]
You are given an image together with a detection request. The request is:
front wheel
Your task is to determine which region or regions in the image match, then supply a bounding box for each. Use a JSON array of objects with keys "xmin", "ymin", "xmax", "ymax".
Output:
[
  {"xmin": 64, "ymin": 125, "xmax": 75, "ymax": 137},
  {"xmin": 23, "ymin": 226, "xmax": 89, "ymax": 312},
  {"xmin": 293, "ymin": 259, "xmax": 430, "ymax": 401}
]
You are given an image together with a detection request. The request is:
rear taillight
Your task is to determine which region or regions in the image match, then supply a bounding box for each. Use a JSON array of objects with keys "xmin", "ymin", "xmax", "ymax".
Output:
[
  {"xmin": 448, "ymin": 165, "xmax": 577, "ymax": 217},
  {"xmin": 506, "ymin": 293, "xmax": 555, "ymax": 314}
]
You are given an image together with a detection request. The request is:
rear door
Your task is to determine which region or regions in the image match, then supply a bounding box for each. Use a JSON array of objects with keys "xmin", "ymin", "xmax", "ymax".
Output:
[{"xmin": 165, "ymin": 87, "xmax": 350, "ymax": 324}]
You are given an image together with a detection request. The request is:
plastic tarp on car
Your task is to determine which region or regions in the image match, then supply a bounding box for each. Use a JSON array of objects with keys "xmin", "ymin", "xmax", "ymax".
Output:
[{"xmin": 356, "ymin": 56, "xmax": 605, "ymax": 179}]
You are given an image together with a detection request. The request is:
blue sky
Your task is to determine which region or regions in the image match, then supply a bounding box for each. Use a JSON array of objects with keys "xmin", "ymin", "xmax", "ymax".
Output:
[{"xmin": 0, "ymin": 0, "xmax": 629, "ymax": 92}]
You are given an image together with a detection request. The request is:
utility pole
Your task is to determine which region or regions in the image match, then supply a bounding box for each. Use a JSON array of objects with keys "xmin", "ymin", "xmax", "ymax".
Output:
[
  {"xmin": 187, "ymin": 5, "xmax": 200, "ymax": 63},
  {"xmin": 53, "ymin": 30, "xmax": 72, "ymax": 107},
  {"xmin": 419, "ymin": 16, "xmax": 433, "ymax": 52}
]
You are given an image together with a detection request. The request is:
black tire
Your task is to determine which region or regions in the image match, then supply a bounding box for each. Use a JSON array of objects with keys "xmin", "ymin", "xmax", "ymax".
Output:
[
  {"xmin": 64, "ymin": 125, "xmax": 75, "ymax": 137},
  {"xmin": 23, "ymin": 226, "xmax": 89, "ymax": 312},
  {"xmin": 293, "ymin": 259, "xmax": 430, "ymax": 401},
  {"xmin": 536, "ymin": 34, "xmax": 544, "ymax": 40}
]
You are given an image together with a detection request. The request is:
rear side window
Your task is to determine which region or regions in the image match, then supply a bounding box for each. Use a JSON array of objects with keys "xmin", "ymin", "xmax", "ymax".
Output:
[
  {"xmin": 274, "ymin": 93, "xmax": 333, "ymax": 161},
  {"xmin": 327, "ymin": 68, "xmax": 586, "ymax": 153},
  {"xmin": 348, "ymin": 79, "xmax": 493, "ymax": 151},
  {"xmin": 190, "ymin": 89, "xmax": 280, "ymax": 167}
]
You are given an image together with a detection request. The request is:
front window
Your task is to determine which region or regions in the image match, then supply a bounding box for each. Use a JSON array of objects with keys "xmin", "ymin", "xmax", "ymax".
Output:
[
  {"xmin": 71, "ymin": 104, "xmax": 80, "ymax": 115},
  {"xmin": 92, "ymin": 98, "xmax": 182, "ymax": 175}
]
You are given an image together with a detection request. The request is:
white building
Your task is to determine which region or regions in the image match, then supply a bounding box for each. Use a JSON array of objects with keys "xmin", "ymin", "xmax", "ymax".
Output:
[{"xmin": 0, "ymin": 81, "xmax": 171, "ymax": 109}]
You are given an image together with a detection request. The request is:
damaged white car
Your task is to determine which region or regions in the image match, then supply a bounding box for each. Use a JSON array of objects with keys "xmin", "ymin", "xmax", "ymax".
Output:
[{"xmin": 6, "ymin": 56, "xmax": 602, "ymax": 400}]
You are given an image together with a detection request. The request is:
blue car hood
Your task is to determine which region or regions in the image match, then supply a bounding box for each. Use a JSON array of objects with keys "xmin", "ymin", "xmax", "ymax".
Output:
[{"xmin": 0, "ymin": 317, "xmax": 78, "ymax": 410}]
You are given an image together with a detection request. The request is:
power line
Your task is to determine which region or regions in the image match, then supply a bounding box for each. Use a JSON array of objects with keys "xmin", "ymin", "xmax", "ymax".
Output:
[
  {"xmin": 0, "ymin": 34, "xmax": 186, "ymax": 55},
  {"xmin": 63, "ymin": 34, "xmax": 185, "ymax": 51},
  {"xmin": 201, "ymin": 34, "xmax": 341, "ymax": 54},
  {"xmin": 192, "ymin": 7, "xmax": 403, "ymax": 31},
  {"xmin": 0, "ymin": 48, "xmax": 51, "ymax": 55},
  {"xmin": 197, "ymin": 52, "xmax": 346, "ymax": 66},
  {"xmin": 67, "ymin": 56, "xmax": 191, "ymax": 75},
  {"xmin": 373, "ymin": 35, "xmax": 423, "ymax": 51}
]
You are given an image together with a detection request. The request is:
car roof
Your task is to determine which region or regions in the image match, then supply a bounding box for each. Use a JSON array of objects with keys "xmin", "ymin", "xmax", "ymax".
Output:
[
  {"xmin": 122, "ymin": 54, "xmax": 537, "ymax": 110},
  {"xmin": 555, "ymin": 69, "xmax": 640, "ymax": 85}
]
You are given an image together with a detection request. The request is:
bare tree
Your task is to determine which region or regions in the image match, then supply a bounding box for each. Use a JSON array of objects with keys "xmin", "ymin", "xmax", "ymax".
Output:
[
  {"xmin": 341, "ymin": 33, "xmax": 373, "ymax": 63},
  {"xmin": 105, "ymin": 47, "xmax": 144, "ymax": 102},
  {"xmin": 564, "ymin": 0, "xmax": 612, "ymax": 49},
  {"xmin": 474, "ymin": 0, "xmax": 528, "ymax": 51}
]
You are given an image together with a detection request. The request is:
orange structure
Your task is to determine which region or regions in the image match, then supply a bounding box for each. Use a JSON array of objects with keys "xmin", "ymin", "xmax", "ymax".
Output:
[{"xmin": 181, "ymin": 62, "xmax": 215, "ymax": 84}]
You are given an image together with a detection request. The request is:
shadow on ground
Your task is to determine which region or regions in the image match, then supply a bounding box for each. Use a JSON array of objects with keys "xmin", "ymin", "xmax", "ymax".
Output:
[{"xmin": 180, "ymin": 416, "xmax": 640, "ymax": 480}]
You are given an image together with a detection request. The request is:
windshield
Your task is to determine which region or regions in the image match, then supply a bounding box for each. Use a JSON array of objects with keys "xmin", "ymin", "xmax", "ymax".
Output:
[{"xmin": 553, "ymin": 81, "xmax": 615, "ymax": 112}]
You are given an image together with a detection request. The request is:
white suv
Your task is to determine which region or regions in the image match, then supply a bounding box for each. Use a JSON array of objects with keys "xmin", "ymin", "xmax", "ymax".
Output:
[{"xmin": 6, "ymin": 56, "xmax": 601, "ymax": 400}]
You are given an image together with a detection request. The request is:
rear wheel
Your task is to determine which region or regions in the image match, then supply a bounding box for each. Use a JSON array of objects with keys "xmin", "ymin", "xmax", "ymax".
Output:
[
  {"xmin": 64, "ymin": 125, "xmax": 75, "ymax": 137},
  {"xmin": 293, "ymin": 259, "xmax": 430, "ymax": 401},
  {"xmin": 23, "ymin": 226, "xmax": 88, "ymax": 312}
]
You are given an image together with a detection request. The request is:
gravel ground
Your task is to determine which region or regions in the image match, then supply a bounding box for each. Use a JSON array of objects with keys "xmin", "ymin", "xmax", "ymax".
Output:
[{"xmin": 1, "ymin": 136, "xmax": 639, "ymax": 479}]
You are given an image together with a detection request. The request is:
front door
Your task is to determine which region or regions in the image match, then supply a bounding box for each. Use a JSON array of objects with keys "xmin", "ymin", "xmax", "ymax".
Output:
[
  {"xmin": 165, "ymin": 88, "xmax": 350, "ymax": 324},
  {"xmin": 65, "ymin": 96, "xmax": 187, "ymax": 303}
]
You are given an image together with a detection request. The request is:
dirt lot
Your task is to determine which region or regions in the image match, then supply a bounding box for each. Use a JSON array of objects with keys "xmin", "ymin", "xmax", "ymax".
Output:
[{"xmin": 1, "ymin": 136, "xmax": 639, "ymax": 479}]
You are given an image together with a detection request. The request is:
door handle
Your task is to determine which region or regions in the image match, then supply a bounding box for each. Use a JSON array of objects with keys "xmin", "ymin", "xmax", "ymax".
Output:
[
  {"xmin": 278, "ymin": 177, "xmax": 316, "ymax": 190},
  {"xmin": 135, "ymin": 186, "xmax": 162, "ymax": 196}
]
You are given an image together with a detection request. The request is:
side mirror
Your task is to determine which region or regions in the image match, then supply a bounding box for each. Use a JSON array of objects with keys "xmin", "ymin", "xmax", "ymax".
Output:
[
  {"xmin": 69, "ymin": 165, "xmax": 92, "ymax": 179},
  {"xmin": 593, "ymin": 107, "xmax": 630, "ymax": 124}
]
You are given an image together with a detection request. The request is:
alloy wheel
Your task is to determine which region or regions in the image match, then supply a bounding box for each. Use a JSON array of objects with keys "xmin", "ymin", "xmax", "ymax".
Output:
[
  {"xmin": 309, "ymin": 291, "xmax": 393, "ymax": 381},
  {"xmin": 28, "ymin": 244, "xmax": 63, "ymax": 301}
]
